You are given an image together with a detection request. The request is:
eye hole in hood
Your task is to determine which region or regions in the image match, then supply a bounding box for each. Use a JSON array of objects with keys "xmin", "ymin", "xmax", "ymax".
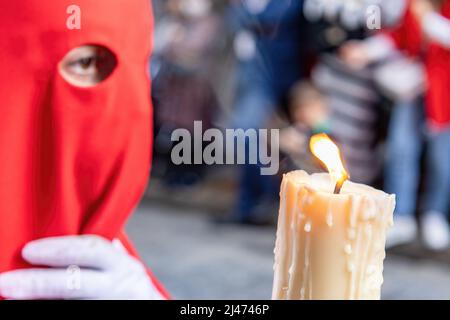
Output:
[{"xmin": 59, "ymin": 44, "xmax": 118, "ymax": 88}]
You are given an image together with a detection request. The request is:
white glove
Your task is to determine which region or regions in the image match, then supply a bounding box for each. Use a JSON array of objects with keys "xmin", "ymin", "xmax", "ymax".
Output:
[{"xmin": 0, "ymin": 235, "xmax": 165, "ymax": 300}]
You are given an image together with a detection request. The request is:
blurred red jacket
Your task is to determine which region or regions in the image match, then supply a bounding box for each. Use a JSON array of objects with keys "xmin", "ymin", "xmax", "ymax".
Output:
[{"xmin": 388, "ymin": 0, "xmax": 450, "ymax": 129}]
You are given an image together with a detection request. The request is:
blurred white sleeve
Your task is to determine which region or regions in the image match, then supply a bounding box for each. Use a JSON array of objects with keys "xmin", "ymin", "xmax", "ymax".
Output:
[
  {"xmin": 423, "ymin": 12, "xmax": 450, "ymax": 49},
  {"xmin": 363, "ymin": 34, "xmax": 397, "ymax": 62}
]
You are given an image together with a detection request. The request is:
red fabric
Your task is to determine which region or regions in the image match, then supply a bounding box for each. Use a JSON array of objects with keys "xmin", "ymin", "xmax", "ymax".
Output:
[
  {"xmin": 387, "ymin": 0, "xmax": 450, "ymax": 129},
  {"xmin": 0, "ymin": 0, "xmax": 167, "ymax": 297}
]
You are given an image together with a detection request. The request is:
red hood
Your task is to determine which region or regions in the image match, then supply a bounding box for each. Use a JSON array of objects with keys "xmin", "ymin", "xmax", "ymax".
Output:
[{"xmin": 0, "ymin": 1, "xmax": 153, "ymax": 272}]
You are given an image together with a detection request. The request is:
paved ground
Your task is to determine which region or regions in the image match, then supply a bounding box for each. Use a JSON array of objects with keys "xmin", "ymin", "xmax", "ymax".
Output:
[{"xmin": 127, "ymin": 200, "xmax": 450, "ymax": 300}]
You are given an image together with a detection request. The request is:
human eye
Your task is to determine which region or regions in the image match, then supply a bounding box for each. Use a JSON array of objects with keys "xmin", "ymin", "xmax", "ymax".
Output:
[{"xmin": 59, "ymin": 45, "xmax": 117, "ymax": 87}]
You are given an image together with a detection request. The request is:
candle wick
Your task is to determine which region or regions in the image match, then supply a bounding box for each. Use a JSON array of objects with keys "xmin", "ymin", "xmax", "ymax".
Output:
[
  {"xmin": 334, "ymin": 181, "xmax": 344, "ymax": 194},
  {"xmin": 333, "ymin": 173, "xmax": 349, "ymax": 194}
]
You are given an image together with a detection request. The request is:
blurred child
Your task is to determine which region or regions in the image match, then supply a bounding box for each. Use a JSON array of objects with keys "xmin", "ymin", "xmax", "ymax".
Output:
[
  {"xmin": 340, "ymin": 0, "xmax": 450, "ymax": 251},
  {"xmin": 291, "ymin": 81, "xmax": 330, "ymax": 135},
  {"xmin": 279, "ymin": 81, "xmax": 330, "ymax": 171}
]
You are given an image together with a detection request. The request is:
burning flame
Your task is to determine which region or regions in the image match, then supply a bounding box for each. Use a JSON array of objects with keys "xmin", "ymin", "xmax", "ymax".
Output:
[{"xmin": 310, "ymin": 133, "xmax": 349, "ymax": 193}]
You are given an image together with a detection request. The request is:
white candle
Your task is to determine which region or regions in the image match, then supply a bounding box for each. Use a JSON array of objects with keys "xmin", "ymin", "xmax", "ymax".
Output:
[{"xmin": 272, "ymin": 135, "xmax": 395, "ymax": 300}]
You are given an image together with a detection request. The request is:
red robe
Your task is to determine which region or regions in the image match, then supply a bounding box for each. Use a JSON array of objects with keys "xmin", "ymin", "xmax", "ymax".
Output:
[
  {"xmin": 388, "ymin": 0, "xmax": 450, "ymax": 129},
  {"xmin": 0, "ymin": 0, "xmax": 168, "ymax": 299}
]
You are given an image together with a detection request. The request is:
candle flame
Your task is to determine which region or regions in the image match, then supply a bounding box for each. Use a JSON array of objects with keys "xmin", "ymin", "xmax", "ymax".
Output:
[{"xmin": 310, "ymin": 133, "xmax": 349, "ymax": 193}]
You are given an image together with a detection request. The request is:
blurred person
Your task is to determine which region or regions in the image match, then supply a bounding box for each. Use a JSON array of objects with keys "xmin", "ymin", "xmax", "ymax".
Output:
[
  {"xmin": 0, "ymin": 1, "xmax": 169, "ymax": 299},
  {"xmin": 153, "ymin": 0, "xmax": 221, "ymax": 75},
  {"xmin": 290, "ymin": 81, "xmax": 330, "ymax": 135},
  {"xmin": 221, "ymin": 0, "xmax": 306, "ymax": 225},
  {"xmin": 152, "ymin": 0, "xmax": 222, "ymax": 186},
  {"xmin": 279, "ymin": 81, "xmax": 330, "ymax": 172},
  {"xmin": 340, "ymin": 0, "xmax": 426, "ymax": 249},
  {"xmin": 340, "ymin": 0, "xmax": 450, "ymax": 251},
  {"xmin": 383, "ymin": 97, "xmax": 426, "ymax": 249},
  {"xmin": 304, "ymin": 0, "xmax": 402, "ymax": 185}
]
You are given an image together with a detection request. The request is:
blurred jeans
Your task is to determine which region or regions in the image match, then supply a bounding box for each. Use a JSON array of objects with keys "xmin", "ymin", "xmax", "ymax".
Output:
[
  {"xmin": 385, "ymin": 101, "xmax": 424, "ymax": 217},
  {"xmin": 423, "ymin": 128, "xmax": 450, "ymax": 216},
  {"xmin": 231, "ymin": 65, "xmax": 279, "ymax": 221},
  {"xmin": 236, "ymin": 160, "xmax": 279, "ymax": 221},
  {"xmin": 231, "ymin": 83, "xmax": 274, "ymax": 132}
]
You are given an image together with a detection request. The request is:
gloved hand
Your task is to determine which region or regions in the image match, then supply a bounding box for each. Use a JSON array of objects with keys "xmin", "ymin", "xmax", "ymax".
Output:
[{"xmin": 0, "ymin": 235, "xmax": 165, "ymax": 300}]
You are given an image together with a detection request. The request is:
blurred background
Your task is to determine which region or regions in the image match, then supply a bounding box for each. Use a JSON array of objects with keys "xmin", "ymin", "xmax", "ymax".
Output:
[{"xmin": 127, "ymin": 0, "xmax": 450, "ymax": 299}]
